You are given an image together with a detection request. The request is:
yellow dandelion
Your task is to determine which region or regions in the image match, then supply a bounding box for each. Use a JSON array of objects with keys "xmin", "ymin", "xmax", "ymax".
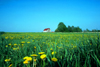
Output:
[
  {"xmin": 38, "ymin": 52, "xmax": 45, "ymax": 55},
  {"xmin": 5, "ymin": 36, "xmax": 8, "ymax": 39},
  {"xmin": 13, "ymin": 48, "xmax": 16, "ymax": 50},
  {"xmin": 51, "ymin": 57, "xmax": 58, "ymax": 62},
  {"xmin": 34, "ymin": 59, "xmax": 37, "ymax": 62},
  {"xmin": 52, "ymin": 52, "xmax": 54, "ymax": 55},
  {"xmin": 23, "ymin": 56, "xmax": 29, "ymax": 60},
  {"xmin": 26, "ymin": 57, "xmax": 32, "ymax": 61},
  {"xmin": 50, "ymin": 48, "xmax": 53, "ymax": 50},
  {"xmin": 5, "ymin": 58, "xmax": 11, "ymax": 62},
  {"xmin": 8, "ymin": 43, "xmax": 11, "ymax": 45},
  {"xmin": 27, "ymin": 42, "xmax": 30, "ymax": 43},
  {"xmin": 21, "ymin": 41, "xmax": 25, "ymax": 44},
  {"xmin": 23, "ymin": 60, "xmax": 29, "ymax": 64},
  {"xmin": 22, "ymin": 44, "xmax": 24, "ymax": 46},
  {"xmin": 40, "ymin": 54, "xmax": 46, "ymax": 60},
  {"xmin": 5, "ymin": 45, "xmax": 8, "ymax": 47},
  {"xmin": 52, "ymin": 51, "xmax": 56, "ymax": 55},
  {"xmin": 34, "ymin": 46, "xmax": 36, "ymax": 49},
  {"xmin": 9, "ymin": 64, "xmax": 12, "ymax": 67},
  {"xmin": 14, "ymin": 43, "xmax": 17, "ymax": 46},
  {"xmin": 23, "ymin": 56, "xmax": 32, "ymax": 62},
  {"xmin": 30, "ymin": 54, "xmax": 38, "ymax": 57}
]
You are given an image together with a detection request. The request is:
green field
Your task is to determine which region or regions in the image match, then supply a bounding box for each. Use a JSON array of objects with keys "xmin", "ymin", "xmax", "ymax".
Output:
[{"xmin": 0, "ymin": 32, "xmax": 100, "ymax": 67}]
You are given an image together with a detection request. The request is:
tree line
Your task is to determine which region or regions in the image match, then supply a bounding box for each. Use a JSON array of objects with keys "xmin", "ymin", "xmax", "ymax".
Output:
[
  {"xmin": 55, "ymin": 22, "xmax": 100, "ymax": 32},
  {"xmin": 83, "ymin": 29, "xmax": 100, "ymax": 32}
]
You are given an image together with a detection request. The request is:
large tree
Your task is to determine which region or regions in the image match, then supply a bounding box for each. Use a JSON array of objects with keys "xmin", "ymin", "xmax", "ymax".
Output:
[{"xmin": 55, "ymin": 22, "xmax": 67, "ymax": 32}]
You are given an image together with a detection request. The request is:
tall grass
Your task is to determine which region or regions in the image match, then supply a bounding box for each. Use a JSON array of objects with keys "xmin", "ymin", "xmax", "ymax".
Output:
[{"xmin": 0, "ymin": 32, "xmax": 100, "ymax": 67}]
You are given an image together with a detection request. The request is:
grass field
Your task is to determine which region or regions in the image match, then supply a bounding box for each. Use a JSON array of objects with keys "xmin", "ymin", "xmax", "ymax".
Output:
[{"xmin": 0, "ymin": 32, "xmax": 100, "ymax": 67}]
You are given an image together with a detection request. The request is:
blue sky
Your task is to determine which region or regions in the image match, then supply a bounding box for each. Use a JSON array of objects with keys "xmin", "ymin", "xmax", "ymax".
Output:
[{"xmin": 0, "ymin": 0, "xmax": 100, "ymax": 32}]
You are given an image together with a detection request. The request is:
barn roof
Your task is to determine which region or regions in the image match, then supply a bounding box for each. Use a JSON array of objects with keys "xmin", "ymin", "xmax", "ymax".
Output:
[{"xmin": 43, "ymin": 28, "xmax": 50, "ymax": 31}]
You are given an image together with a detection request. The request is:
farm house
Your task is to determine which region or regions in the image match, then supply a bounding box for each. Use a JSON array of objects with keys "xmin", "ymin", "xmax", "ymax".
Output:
[{"xmin": 43, "ymin": 28, "xmax": 51, "ymax": 32}]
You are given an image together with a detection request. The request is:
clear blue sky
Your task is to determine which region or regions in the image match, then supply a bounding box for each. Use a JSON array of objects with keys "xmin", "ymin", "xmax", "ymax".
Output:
[{"xmin": 0, "ymin": 0, "xmax": 100, "ymax": 32}]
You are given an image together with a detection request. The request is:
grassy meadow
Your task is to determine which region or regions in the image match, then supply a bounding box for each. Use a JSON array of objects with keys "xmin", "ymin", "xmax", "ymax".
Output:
[{"xmin": 0, "ymin": 32, "xmax": 100, "ymax": 67}]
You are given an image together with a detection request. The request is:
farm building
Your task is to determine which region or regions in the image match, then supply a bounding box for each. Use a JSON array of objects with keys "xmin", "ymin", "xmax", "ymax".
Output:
[{"xmin": 43, "ymin": 28, "xmax": 51, "ymax": 32}]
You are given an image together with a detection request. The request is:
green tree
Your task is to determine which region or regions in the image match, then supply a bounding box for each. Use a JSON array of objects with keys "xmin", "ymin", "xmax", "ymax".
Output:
[
  {"xmin": 55, "ymin": 22, "xmax": 67, "ymax": 32},
  {"xmin": 86, "ymin": 29, "xmax": 90, "ymax": 32},
  {"xmin": 68, "ymin": 26, "xmax": 72, "ymax": 32},
  {"xmin": 65, "ymin": 27, "xmax": 69, "ymax": 32},
  {"xmin": 55, "ymin": 28, "xmax": 59, "ymax": 32},
  {"xmin": 73, "ymin": 27, "xmax": 82, "ymax": 32},
  {"xmin": 71, "ymin": 26, "xmax": 75, "ymax": 32},
  {"xmin": 76, "ymin": 27, "xmax": 82, "ymax": 32}
]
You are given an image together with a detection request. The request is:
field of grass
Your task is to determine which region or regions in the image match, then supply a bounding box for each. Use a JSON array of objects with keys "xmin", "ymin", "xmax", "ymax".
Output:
[{"xmin": 0, "ymin": 32, "xmax": 100, "ymax": 67}]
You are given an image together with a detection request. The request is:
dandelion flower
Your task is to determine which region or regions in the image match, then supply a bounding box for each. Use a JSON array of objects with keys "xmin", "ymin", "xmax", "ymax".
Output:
[
  {"xmin": 50, "ymin": 48, "xmax": 53, "ymax": 50},
  {"xmin": 27, "ymin": 42, "xmax": 30, "ymax": 43},
  {"xmin": 8, "ymin": 43, "xmax": 11, "ymax": 45},
  {"xmin": 38, "ymin": 52, "xmax": 45, "ymax": 55},
  {"xmin": 23, "ymin": 60, "xmax": 29, "ymax": 64},
  {"xmin": 30, "ymin": 54, "xmax": 38, "ymax": 57},
  {"xmin": 34, "ymin": 46, "xmax": 36, "ymax": 49},
  {"xmin": 22, "ymin": 44, "xmax": 24, "ymax": 46},
  {"xmin": 5, "ymin": 45, "xmax": 8, "ymax": 47},
  {"xmin": 51, "ymin": 57, "xmax": 58, "ymax": 62},
  {"xmin": 26, "ymin": 57, "xmax": 32, "ymax": 61},
  {"xmin": 14, "ymin": 43, "xmax": 17, "ymax": 46},
  {"xmin": 9, "ymin": 64, "xmax": 12, "ymax": 67},
  {"xmin": 40, "ymin": 54, "xmax": 46, "ymax": 60},
  {"xmin": 52, "ymin": 51, "xmax": 56, "ymax": 55},
  {"xmin": 23, "ymin": 56, "xmax": 32, "ymax": 62},
  {"xmin": 34, "ymin": 59, "xmax": 37, "ymax": 62},
  {"xmin": 13, "ymin": 48, "xmax": 16, "ymax": 50},
  {"xmin": 5, "ymin": 36, "xmax": 8, "ymax": 39},
  {"xmin": 23, "ymin": 56, "xmax": 29, "ymax": 60},
  {"xmin": 21, "ymin": 41, "xmax": 25, "ymax": 44},
  {"xmin": 5, "ymin": 58, "xmax": 11, "ymax": 62}
]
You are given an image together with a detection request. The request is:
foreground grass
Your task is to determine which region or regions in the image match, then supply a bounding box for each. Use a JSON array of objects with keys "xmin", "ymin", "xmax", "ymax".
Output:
[{"xmin": 0, "ymin": 32, "xmax": 100, "ymax": 67}]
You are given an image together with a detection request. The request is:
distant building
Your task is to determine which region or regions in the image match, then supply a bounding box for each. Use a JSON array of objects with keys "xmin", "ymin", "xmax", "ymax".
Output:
[{"xmin": 43, "ymin": 28, "xmax": 51, "ymax": 32}]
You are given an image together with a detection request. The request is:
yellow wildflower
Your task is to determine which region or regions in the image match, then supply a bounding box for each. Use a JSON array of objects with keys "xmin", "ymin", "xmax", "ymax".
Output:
[
  {"xmin": 30, "ymin": 54, "xmax": 38, "ymax": 57},
  {"xmin": 8, "ymin": 43, "xmax": 11, "ymax": 45},
  {"xmin": 26, "ymin": 57, "xmax": 32, "ymax": 61},
  {"xmin": 34, "ymin": 59, "xmax": 37, "ymax": 62},
  {"xmin": 40, "ymin": 54, "xmax": 46, "ymax": 60},
  {"xmin": 5, "ymin": 58, "xmax": 11, "ymax": 62},
  {"xmin": 21, "ymin": 41, "xmax": 25, "ymax": 44},
  {"xmin": 5, "ymin": 36, "xmax": 8, "ymax": 39},
  {"xmin": 38, "ymin": 52, "xmax": 45, "ymax": 55},
  {"xmin": 27, "ymin": 42, "xmax": 30, "ymax": 43},
  {"xmin": 22, "ymin": 44, "xmax": 24, "ymax": 46},
  {"xmin": 23, "ymin": 56, "xmax": 32, "ymax": 61},
  {"xmin": 23, "ymin": 60, "xmax": 29, "ymax": 64},
  {"xmin": 51, "ymin": 57, "xmax": 58, "ymax": 62},
  {"xmin": 52, "ymin": 51, "xmax": 56, "ymax": 55},
  {"xmin": 13, "ymin": 48, "xmax": 16, "ymax": 50},
  {"xmin": 5, "ymin": 45, "xmax": 8, "ymax": 47},
  {"xmin": 50, "ymin": 48, "xmax": 53, "ymax": 50},
  {"xmin": 14, "ymin": 43, "xmax": 17, "ymax": 46},
  {"xmin": 34, "ymin": 46, "xmax": 36, "ymax": 49},
  {"xmin": 23, "ymin": 56, "xmax": 29, "ymax": 60},
  {"xmin": 9, "ymin": 64, "xmax": 12, "ymax": 67}
]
